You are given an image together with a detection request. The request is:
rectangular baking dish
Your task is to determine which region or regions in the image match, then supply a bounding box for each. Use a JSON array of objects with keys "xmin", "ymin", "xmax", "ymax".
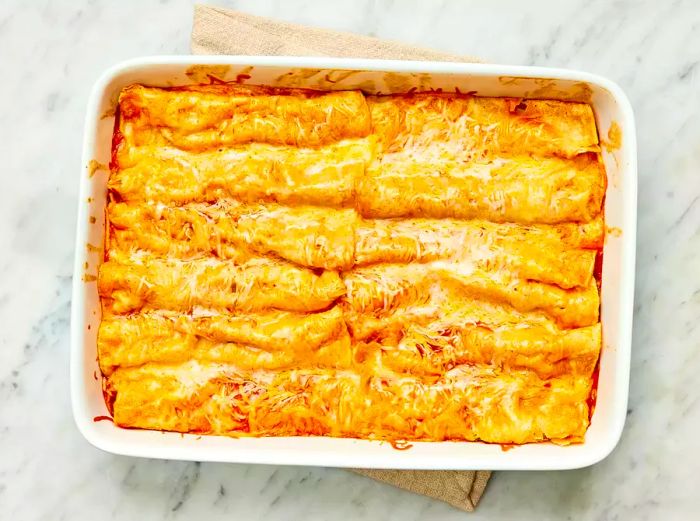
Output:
[{"xmin": 71, "ymin": 56, "xmax": 636, "ymax": 470}]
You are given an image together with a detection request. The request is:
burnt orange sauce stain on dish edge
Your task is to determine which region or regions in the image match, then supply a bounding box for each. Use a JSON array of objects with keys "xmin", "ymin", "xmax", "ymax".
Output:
[
  {"xmin": 390, "ymin": 439, "xmax": 414, "ymax": 450},
  {"xmin": 605, "ymin": 226, "xmax": 622, "ymax": 240},
  {"xmin": 87, "ymin": 159, "xmax": 108, "ymax": 178},
  {"xmin": 587, "ymin": 360, "xmax": 601, "ymax": 419},
  {"xmin": 185, "ymin": 64, "xmax": 232, "ymax": 83},
  {"xmin": 602, "ymin": 122, "xmax": 622, "ymax": 152}
]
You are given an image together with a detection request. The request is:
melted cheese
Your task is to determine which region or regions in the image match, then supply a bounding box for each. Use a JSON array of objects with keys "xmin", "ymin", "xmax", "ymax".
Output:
[
  {"xmin": 363, "ymin": 95, "xmax": 603, "ymax": 223},
  {"xmin": 98, "ymin": 308, "xmax": 351, "ymax": 375},
  {"xmin": 110, "ymin": 140, "xmax": 372, "ymax": 207},
  {"xmin": 358, "ymin": 154, "xmax": 604, "ymax": 223},
  {"xmin": 107, "ymin": 361, "xmax": 592, "ymax": 443},
  {"xmin": 118, "ymin": 84, "xmax": 371, "ymax": 149},
  {"xmin": 343, "ymin": 264, "xmax": 599, "ymax": 328},
  {"xmin": 369, "ymin": 94, "xmax": 599, "ymax": 158},
  {"xmin": 108, "ymin": 200, "xmax": 358, "ymax": 270},
  {"xmin": 354, "ymin": 218, "xmax": 598, "ymax": 288},
  {"xmin": 98, "ymin": 253, "xmax": 345, "ymax": 314},
  {"xmin": 100, "ymin": 83, "xmax": 606, "ymax": 445},
  {"xmin": 374, "ymin": 322, "xmax": 601, "ymax": 379}
]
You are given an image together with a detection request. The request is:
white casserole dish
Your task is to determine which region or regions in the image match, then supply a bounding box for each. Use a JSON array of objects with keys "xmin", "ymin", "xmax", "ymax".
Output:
[{"xmin": 71, "ymin": 56, "xmax": 636, "ymax": 470}]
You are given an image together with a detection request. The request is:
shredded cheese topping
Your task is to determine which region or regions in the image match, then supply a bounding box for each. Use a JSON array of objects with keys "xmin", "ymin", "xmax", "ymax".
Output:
[{"xmin": 99, "ymin": 83, "xmax": 605, "ymax": 445}]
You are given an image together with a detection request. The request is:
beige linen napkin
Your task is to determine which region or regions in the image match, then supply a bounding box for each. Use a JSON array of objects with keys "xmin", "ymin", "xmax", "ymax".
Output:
[{"xmin": 191, "ymin": 4, "xmax": 491, "ymax": 512}]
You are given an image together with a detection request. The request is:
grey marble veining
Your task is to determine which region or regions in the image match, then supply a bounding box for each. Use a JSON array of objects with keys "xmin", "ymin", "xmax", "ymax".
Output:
[{"xmin": 1, "ymin": 0, "xmax": 699, "ymax": 519}]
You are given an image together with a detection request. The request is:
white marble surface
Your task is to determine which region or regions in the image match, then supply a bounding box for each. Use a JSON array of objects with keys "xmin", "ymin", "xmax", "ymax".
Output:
[{"xmin": 1, "ymin": 0, "xmax": 699, "ymax": 518}]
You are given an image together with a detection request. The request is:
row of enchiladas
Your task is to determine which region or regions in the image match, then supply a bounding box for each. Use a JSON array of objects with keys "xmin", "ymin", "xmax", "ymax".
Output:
[{"xmin": 99, "ymin": 83, "xmax": 606, "ymax": 445}]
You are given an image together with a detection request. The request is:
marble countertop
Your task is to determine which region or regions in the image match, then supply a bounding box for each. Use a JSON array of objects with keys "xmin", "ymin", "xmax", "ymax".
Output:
[{"xmin": 1, "ymin": 0, "xmax": 699, "ymax": 519}]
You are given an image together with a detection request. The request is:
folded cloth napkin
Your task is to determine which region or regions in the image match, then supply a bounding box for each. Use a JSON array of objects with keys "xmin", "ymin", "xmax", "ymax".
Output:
[{"xmin": 191, "ymin": 4, "xmax": 491, "ymax": 512}]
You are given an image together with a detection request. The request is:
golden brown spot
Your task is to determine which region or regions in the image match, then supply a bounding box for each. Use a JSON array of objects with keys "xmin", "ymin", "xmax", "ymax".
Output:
[
  {"xmin": 354, "ymin": 80, "xmax": 378, "ymax": 93},
  {"xmin": 390, "ymin": 439, "xmax": 414, "ymax": 450},
  {"xmin": 100, "ymin": 106, "xmax": 116, "ymax": 120},
  {"xmin": 605, "ymin": 226, "xmax": 622, "ymax": 239},
  {"xmin": 526, "ymin": 81, "xmax": 593, "ymax": 102},
  {"xmin": 233, "ymin": 66, "xmax": 254, "ymax": 83},
  {"xmin": 185, "ymin": 65, "xmax": 232, "ymax": 83},
  {"xmin": 274, "ymin": 68, "xmax": 322, "ymax": 87},
  {"xmin": 498, "ymin": 76, "xmax": 522, "ymax": 86},
  {"xmin": 322, "ymin": 70, "xmax": 359, "ymax": 84},
  {"xmin": 603, "ymin": 122, "xmax": 622, "ymax": 152},
  {"xmin": 88, "ymin": 159, "xmax": 108, "ymax": 178},
  {"xmin": 498, "ymin": 78, "xmax": 592, "ymax": 101},
  {"xmin": 382, "ymin": 72, "xmax": 435, "ymax": 93}
]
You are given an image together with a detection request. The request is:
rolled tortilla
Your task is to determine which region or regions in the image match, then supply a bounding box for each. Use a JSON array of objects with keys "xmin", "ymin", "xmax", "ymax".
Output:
[
  {"xmin": 354, "ymin": 217, "xmax": 601, "ymax": 288},
  {"xmin": 369, "ymin": 94, "xmax": 599, "ymax": 157},
  {"xmin": 108, "ymin": 201, "xmax": 358, "ymax": 270},
  {"xmin": 98, "ymin": 253, "xmax": 345, "ymax": 315},
  {"xmin": 357, "ymin": 154, "xmax": 605, "ymax": 224},
  {"xmin": 109, "ymin": 140, "xmax": 370, "ymax": 207},
  {"xmin": 107, "ymin": 361, "xmax": 592, "ymax": 444},
  {"xmin": 118, "ymin": 83, "xmax": 371, "ymax": 149},
  {"xmin": 98, "ymin": 307, "xmax": 350, "ymax": 375},
  {"xmin": 343, "ymin": 263, "xmax": 599, "ymax": 328}
]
